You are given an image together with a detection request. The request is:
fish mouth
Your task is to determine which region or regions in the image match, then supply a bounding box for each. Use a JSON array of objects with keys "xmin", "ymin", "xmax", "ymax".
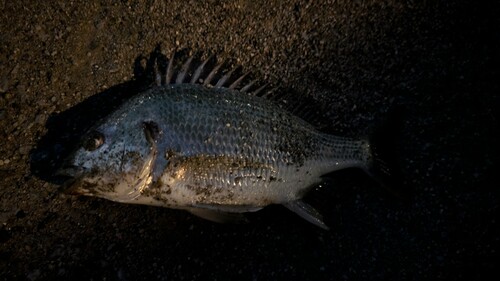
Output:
[
  {"xmin": 55, "ymin": 165, "xmax": 89, "ymax": 195},
  {"xmin": 56, "ymin": 165, "xmax": 85, "ymax": 178}
]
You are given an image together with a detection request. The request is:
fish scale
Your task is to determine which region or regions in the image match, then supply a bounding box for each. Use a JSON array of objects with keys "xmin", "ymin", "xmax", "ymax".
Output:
[
  {"xmin": 156, "ymin": 86, "xmax": 314, "ymax": 167},
  {"xmin": 60, "ymin": 54, "xmax": 383, "ymax": 229}
]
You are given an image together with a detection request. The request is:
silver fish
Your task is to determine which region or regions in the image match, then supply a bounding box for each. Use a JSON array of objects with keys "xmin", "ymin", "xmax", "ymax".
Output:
[{"xmin": 59, "ymin": 54, "xmax": 383, "ymax": 229}]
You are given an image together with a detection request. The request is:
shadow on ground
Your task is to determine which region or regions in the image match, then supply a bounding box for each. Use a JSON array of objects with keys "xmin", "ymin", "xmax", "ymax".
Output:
[{"xmin": 29, "ymin": 47, "xmax": 167, "ymax": 183}]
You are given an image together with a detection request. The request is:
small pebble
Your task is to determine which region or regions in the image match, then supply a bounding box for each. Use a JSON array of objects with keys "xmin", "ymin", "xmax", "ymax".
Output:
[
  {"xmin": 19, "ymin": 145, "xmax": 31, "ymax": 155},
  {"xmin": 16, "ymin": 210, "xmax": 26, "ymax": 218}
]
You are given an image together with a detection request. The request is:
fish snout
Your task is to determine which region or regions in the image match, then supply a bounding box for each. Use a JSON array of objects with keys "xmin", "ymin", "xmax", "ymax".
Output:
[
  {"xmin": 55, "ymin": 165, "xmax": 88, "ymax": 195},
  {"xmin": 55, "ymin": 165, "xmax": 84, "ymax": 178}
]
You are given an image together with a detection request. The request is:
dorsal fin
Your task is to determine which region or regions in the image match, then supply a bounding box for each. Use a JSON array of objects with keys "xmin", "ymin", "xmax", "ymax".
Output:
[
  {"xmin": 166, "ymin": 52, "xmax": 175, "ymax": 84},
  {"xmin": 215, "ymin": 66, "xmax": 239, "ymax": 88},
  {"xmin": 229, "ymin": 72, "xmax": 249, "ymax": 89},
  {"xmin": 154, "ymin": 52, "xmax": 265, "ymax": 94},
  {"xmin": 240, "ymin": 79, "xmax": 257, "ymax": 93},
  {"xmin": 152, "ymin": 51, "xmax": 332, "ymax": 132},
  {"xmin": 175, "ymin": 56, "xmax": 194, "ymax": 84},
  {"xmin": 203, "ymin": 61, "xmax": 224, "ymax": 86},
  {"xmin": 190, "ymin": 55, "xmax": 213, "ymax": 84}
]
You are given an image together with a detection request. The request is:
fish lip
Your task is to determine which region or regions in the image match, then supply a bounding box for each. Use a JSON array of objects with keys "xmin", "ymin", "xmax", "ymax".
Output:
[
  {"xmin": 55, "ymin": 165, "xmax": 85, "ymax": 178},
  {"xmin": 55, "ymin": 165, "xmax": 88, "ymax": 195},
  {"xmin": 59, "ymin": 177, "xmax": 84, "ymax": 195}
]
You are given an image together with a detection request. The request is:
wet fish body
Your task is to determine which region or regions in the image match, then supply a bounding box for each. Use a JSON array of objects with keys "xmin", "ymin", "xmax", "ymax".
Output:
[{"xmin": 61, "ymin": 55, "xmax": 378, "ymax": 229}]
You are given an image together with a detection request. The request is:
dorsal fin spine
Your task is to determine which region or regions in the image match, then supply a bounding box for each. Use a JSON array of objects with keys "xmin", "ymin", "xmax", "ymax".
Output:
[
  {"xmin": 204, "ymin": 62, "xmax": 224, "ymax": 86},
  {"xmin": 240, "ymin": 79, "xmax": 257, "ymax": 93},
  {"xmin": 215, "ymin": 67, "xmax": 238, "ymax": 88},
  {"xmin": 176, "ymin": 56, "xmax": 194, "ymax": 84},
  {"xmin": 190, "ymin": 55, "xmax": 213, "ymax": 84},
  {"xmin": 165, "ymin": 52, "xmax": 175, "ymax": 84},
  {"xmin": 229, "ymin": 72, "xmax": 249, "ymax": 89}
]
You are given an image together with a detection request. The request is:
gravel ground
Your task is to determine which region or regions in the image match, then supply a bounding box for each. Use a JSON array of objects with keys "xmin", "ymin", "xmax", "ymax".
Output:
[{"xmin": 0, "ymin": 0, "xmax": 498, "ymax": 280}]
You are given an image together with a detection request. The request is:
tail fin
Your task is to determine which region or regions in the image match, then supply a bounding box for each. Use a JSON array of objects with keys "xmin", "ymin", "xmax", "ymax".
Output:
[{"xmin": 363, "ymin": 108, "xmax": 409, "ymax": 200}]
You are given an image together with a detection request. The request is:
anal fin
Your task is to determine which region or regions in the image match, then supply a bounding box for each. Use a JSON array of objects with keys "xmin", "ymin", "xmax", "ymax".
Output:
[
  {"xmin": 283, "ymin": 200, "xmax": 329, "ymax": 230},
  {"xmin": 186, "ymin": 208, "xmax": 248, "ymax": 224}
]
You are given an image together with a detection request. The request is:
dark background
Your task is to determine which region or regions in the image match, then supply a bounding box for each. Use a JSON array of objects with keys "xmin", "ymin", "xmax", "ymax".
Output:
[{"xmin": 0, "ymin": 0, "xmax": 498, "ymax": 280}]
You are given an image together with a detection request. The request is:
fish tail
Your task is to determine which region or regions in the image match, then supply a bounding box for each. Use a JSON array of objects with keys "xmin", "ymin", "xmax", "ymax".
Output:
[{"xmin": 363, "ymin": 108, "xmax": 409, "ymax": 200}]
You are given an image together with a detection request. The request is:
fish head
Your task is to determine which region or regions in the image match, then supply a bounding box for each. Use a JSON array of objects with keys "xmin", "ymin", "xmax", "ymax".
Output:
[{"xmin": 58, "ymin": 115, "xmax": 161, "ymax": 203}]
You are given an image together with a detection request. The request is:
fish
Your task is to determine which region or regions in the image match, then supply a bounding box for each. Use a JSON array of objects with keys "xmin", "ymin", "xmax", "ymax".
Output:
[{"xmin": 58, "ymin": 53, "xmax": 393, "ymax": 229}]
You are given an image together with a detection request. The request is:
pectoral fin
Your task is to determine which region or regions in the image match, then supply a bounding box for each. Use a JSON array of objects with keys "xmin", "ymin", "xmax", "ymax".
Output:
[
  {"xmin": 283, "ymin": 200, "xmax": 329, "ymax": 230},
  {"xmin": 186, "ymin": 208, "xmax": 248, "ymax": 224},
  {"xmin": 142, "ymin": 121, "xmax": 161, "ymax": 146}
]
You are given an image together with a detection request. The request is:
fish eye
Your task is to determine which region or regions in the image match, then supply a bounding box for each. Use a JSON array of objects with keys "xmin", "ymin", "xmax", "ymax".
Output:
[{"xmin": 83, "ymin": 131, "xmax": 105, "ymax": 151}]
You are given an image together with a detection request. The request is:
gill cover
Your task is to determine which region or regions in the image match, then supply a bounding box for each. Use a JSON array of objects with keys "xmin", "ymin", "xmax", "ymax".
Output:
[{"xmin": 114, "ymin": 121, "xmax": 160, "ymax": 202}]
